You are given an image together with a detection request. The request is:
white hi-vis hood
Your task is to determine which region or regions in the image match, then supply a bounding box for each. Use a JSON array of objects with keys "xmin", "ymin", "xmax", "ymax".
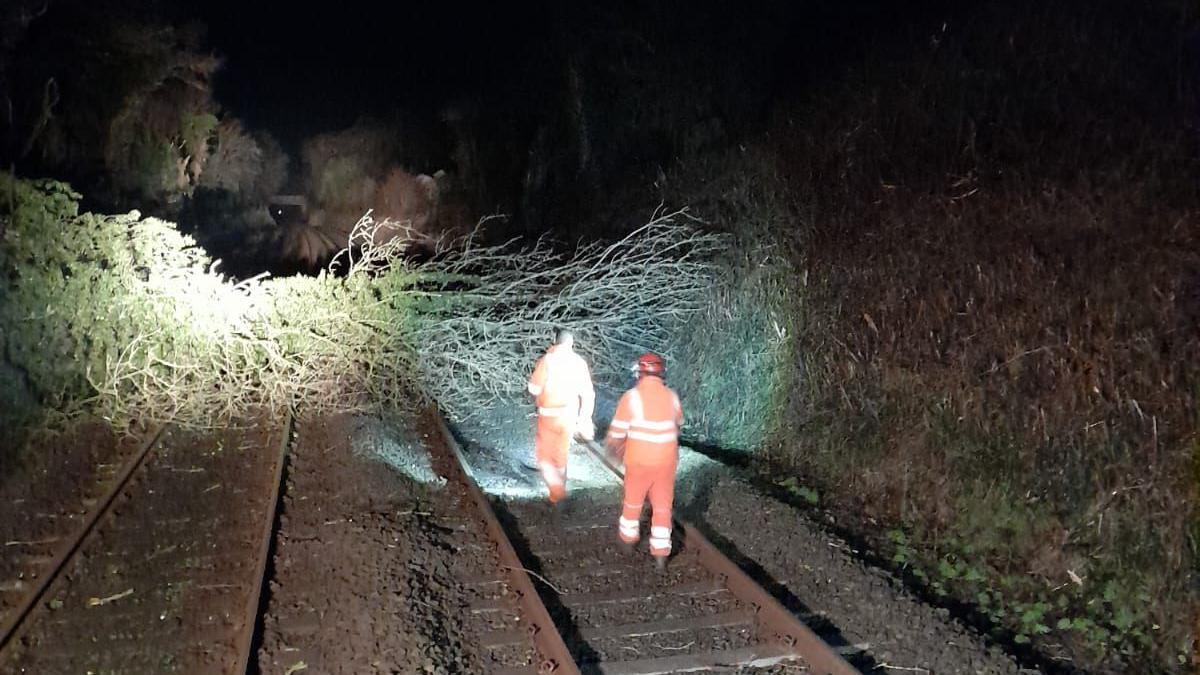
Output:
[{"xmin": 527, "ymin": 344, "xmax": 595, "ymax": 420}]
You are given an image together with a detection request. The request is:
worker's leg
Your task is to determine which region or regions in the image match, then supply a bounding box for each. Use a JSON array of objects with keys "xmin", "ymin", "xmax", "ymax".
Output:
[
  {"xmin": 522, "ymin": 417, "xmax": 540, "ymax": 472},
  {"xmin": 619, "ymin": 466, "xmax": 654, "ymax": 545},
  {"xmin": 550, "ymin": 426, "xmax": 570, "ymax": 502},
  {"xmin": 646, "ymin": 462, "xmax": 678, "ymax": 558},
  {"xmin": 535, "ymin": 417, "xmax": 571, "ymax": 503}
]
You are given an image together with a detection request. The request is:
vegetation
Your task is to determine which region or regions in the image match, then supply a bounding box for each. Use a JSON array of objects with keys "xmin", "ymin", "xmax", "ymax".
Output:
[
  {"xmin": 567, "ymin": 1, "xmax": 1196, "ymax": 671},
  {"xmin": 2, "ymin": 4, "xmax": 292, "ymax": 281},
  {"xmin": 0, "ymin": 0, "xmax": 1194, "ymax": 671},
  {"xmin": 0, "ymin": 174, "xmax": 725, "ymax": 432},
  {"xmin": 661, "ymin": 148, "xmax": 800, "ymax": 452},
  {"xmin": 13, "ymin": 15, "xmax": 224, "ymax": 208},
  {"xmin": 750, "ymin": 2, "xmax": 1198, "ymax": 671}
]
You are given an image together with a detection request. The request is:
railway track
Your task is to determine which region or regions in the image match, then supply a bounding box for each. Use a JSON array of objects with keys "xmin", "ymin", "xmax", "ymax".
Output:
[
  {"xmin": 0, "ymin": 413, "xmax": 291, "ymax": 674},
  {"xmin": 426, "ymin": 414, "xmax": 579, "ymax": 674},
  {"xmin": 0, "ymin": 408, "xmax": 860, "ymax": 674},
  {"xmin": 431, "ymin": 414, "xmax": 860, "ymax": 675},
  {"xmin": 0, "ymin": 423, "xmax": 167, "ymax": 655}
]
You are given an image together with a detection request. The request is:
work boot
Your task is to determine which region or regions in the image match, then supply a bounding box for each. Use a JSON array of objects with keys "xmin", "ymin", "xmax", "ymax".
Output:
[
  {"xmin": 620, "ymin": 540, "xmax": 636, "ymax": 556},
  {"xmin": 654, "ymin": 555, "xmax": 668, "ymax": 572}
]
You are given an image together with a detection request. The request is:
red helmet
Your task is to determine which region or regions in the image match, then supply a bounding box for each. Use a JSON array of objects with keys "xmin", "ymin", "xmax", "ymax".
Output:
[{"xmin": 634, "ymin": 352, "xmax": 665, "ymax": 378}]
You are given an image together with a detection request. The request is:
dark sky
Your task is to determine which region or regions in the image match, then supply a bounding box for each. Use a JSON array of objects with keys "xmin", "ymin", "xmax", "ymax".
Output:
[
  {"xmin": 190, "ymin": 1, "xmax": 553, "ymax": 149},
  {"xmin": 184, "ymin": 0, "xmax": 951, "ymax": 144}
]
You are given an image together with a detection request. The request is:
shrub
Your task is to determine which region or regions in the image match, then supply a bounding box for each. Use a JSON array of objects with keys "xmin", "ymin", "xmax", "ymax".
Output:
[
  {"xmin": 660, "ymin": 147, "xmax": 800, "ymax": 451},
  {"xmin": 197, "ymin": 118, "xmax": 286, "ymax": 201},
  {"xmin": 17, "ymin": 17, "xmax": 224, "ymax": 206},
  {"xmin": 762, "ymin": 1, "xmax": 1198, "ymax": 670}
]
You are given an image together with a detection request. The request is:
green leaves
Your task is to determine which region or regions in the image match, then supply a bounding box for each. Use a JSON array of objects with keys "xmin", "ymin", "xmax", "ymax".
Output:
[
  {"xmin": 869, "ymin": 518, "xmax": 1170, "ymax": 665},
  {"xmin": 1111, "ymin": 607, "xmax": 1135, "ymax": 633},
  {"xmin": 3, "ymin": 177, "xmax": 733, "ymax": 433},
  {"xmin": 1102, "ymin": 579, "xmax": 1118, "ymax": 604},
  {"xmin": 777, "ymin": 476, "xmax": 820, "ymax": 505},
  {"xmin": 937, "ymin": 558, "xmax": 960, "ymax": 580}
]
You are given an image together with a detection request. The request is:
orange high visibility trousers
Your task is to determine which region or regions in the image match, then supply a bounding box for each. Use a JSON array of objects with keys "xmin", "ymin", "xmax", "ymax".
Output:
[
  {"xmin": 618, "ymin": 461, "xmax": 677, "ymax": 557},
  {"xmin": 535, "ymin": 415, "xmax": 572, "ymax": 502}
]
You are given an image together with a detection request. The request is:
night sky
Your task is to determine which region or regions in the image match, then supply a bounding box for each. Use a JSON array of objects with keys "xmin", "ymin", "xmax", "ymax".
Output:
[
  {"xmin": 190, "ymin": 1, "xmax": 554, "ymax": 152},
  {"xmin": 183, "ymin": 0, "xmax": 955, "ymax": 153}
]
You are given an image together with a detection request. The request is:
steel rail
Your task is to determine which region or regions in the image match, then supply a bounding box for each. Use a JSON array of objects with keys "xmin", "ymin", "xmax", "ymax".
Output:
[
  {"xmin": 578, "ymin": 438, "xmax": 861, "ymax": 675},
  {"xmin": 432, "ymin": 412, "xmax": 582, "ymax": 675},
  {"xmin": 0, "ymin": 422, "xmax": 168, "ymax": 654},
  {"xmin": 234, "ymin": 409, "xmax": 294, "ymax": 673}
]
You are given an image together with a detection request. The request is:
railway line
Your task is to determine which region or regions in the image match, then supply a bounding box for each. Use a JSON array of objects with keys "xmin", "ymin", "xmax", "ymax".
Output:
[
  {"xmin": 0, "ymin": 409, "xmax": 859, "ymax": 674},
  {"xmin": 429, "ymin": 415, "xmax": 859, "ymax": 675},
  {"xmin": 0, "ymin": 415, "xmax": 291, "ymax": 674}
]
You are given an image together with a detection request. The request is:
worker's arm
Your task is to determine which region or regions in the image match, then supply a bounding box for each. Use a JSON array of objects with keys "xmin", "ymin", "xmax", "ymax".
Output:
[
  {"xmin": 605, "ymin": 391, "xmax": 632, "ymax": 460},
  {"xmin": 527, "ymin": 355, "xmax": 546, "ymax": 397},
  {"xmin": 672, "ymin": 391, "xmax": 683, "ymax": 428},
  {"xmin": 576, "ymin": 360, "xmax": 596, "ymax": 439}
]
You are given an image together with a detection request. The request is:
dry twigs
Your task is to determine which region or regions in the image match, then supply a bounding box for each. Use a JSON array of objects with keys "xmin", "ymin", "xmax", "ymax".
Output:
[{"xmin": 392, "ymin": 205, "xmax": 727, "ymax": 419}]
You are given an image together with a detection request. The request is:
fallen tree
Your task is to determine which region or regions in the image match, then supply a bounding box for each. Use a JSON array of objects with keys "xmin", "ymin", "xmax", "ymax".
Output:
[{"xmin": 0, "ymin": 175, "xmax": 725, "ymax": 430}]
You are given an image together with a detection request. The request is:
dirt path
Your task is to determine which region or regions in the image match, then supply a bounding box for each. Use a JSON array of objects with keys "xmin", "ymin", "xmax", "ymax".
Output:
[{"xmin": 1, "ymin": 418, "xmax": 287, "ymax": 673}]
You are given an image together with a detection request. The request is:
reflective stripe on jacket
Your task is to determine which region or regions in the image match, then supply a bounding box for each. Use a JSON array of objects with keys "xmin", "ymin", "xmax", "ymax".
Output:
[{"xmin": 606, "ymin": 376, "xmax": 682, "ymax": 466}]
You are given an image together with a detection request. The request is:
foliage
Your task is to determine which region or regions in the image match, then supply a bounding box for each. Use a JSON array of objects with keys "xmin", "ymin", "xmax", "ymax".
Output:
[
  {"xmin": 301, "ymin": 120, "xmax": 406, "ymax": 212},
  {"xmin": 15, "ymin": 16, "xmax": 224, "ymax": 206},
  {"xmin": 759, "ymin": 1, "xmax": 1199, "ymax": 671},
  {"xmin": 198, "ymin": 118, "xmax": 287, "ymax": 202},
  {"xmin": 659, "ymin": 147, "xmax": 800, "ymax": 451},
  {"xmin": 0, "ymin": 175, "xmax": 724, "ymax": 431},
  {"xmin": 399, "ymin": 207, "xmax": 727, "ymax": 419},
  {"xmin": 3, "ymin": 8, "xmax": 295, "ymax": 214},
  {"xmin": 882, "ymin": 522, "xmax": 1178, "ymax": 664}
]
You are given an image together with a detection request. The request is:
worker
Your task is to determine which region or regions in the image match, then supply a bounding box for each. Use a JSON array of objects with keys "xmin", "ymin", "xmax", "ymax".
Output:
[
  {"xmin": 527, "ymin": 328, "xmax": 595, "ymax": 504},
  {"xmin": 605, "ymin": 352, "xmax": 682, "ymax": 570}
]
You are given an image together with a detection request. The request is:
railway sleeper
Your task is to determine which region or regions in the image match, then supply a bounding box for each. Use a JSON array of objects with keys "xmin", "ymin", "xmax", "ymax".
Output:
[
  {"xmin": 559, "ymin": 590, "xmax": 742, "ymax": 630},
  {"xmin": 544, "ymin": 565, "xmax": 713, "ymax": 597},
  {"xmin": 578, "ymin": 610, "xmax": 753, "ymax": 641},
  {"xmin": 558, "ymin": 579, "xmax": 724, "ymax": 608},
  {"xmin": 571, "ymin": 624, "xmax": 757, "ymax": 664},
  {"xmin": 580, "ymin": 642, "xmax": 801, "ymax": 675}
]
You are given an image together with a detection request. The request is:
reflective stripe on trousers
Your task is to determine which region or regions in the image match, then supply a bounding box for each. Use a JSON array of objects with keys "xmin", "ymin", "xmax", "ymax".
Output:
[
  {"xmin": 619, "ymin": 512, "xmax": 639, "ymax": 542},
  {"xmin": 648, "ymin": 525, "xmax": 672, "ymax": 554},
  {"xmin": 539, "ymin": 461, "xmax": 566, "ymax": 486},
  {"xmin": 539, "ymin": 461, "xmax": 567, "ymax": 502},
  {"xmin": 619, "ymin": 462, "xmax": 676, "ymax": 557}
]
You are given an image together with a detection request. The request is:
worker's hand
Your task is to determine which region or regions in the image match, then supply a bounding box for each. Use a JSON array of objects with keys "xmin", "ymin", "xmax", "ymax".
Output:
[
  {"xmin": 604, "ymin": 440, "xmax": 624, "ymax": 464},
  {"xmin": 576, "ymin": 417, "xmax": 595, "ymax": 441}
]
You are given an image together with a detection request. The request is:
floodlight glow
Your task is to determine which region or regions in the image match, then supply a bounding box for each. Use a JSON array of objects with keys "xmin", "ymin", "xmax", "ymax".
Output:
[{"xmin": 461, "ymin": 430, "xmax": 714, "ymax": 503}]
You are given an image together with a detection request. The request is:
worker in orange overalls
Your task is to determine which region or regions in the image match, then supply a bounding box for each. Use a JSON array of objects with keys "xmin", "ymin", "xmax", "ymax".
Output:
[
  {"xmin": 605, "ymin": 352, "xmax": 682, "ymax": 570},
  {"xmin": 527, "ymin": 328, "xmax": 595, "ymax": 504}
]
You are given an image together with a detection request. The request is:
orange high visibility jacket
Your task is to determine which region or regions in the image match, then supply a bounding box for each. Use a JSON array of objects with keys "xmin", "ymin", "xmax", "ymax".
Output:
[
  {"xmin": 606, "ymin": 376, "xmax": 683, "ymax": 467},
  {"xmin": 527, "ymin": 344, "xmax": 595, "ymax": 421}
]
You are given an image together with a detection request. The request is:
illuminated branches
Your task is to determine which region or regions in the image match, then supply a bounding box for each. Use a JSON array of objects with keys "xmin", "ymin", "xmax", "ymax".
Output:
[
  {"xmin": 367, "ymin": 207, "xmax": 728, "ymax": 420},
  {"xmin": 1, "ymin": 177, "xmax": 725, "ymax": 429}
]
